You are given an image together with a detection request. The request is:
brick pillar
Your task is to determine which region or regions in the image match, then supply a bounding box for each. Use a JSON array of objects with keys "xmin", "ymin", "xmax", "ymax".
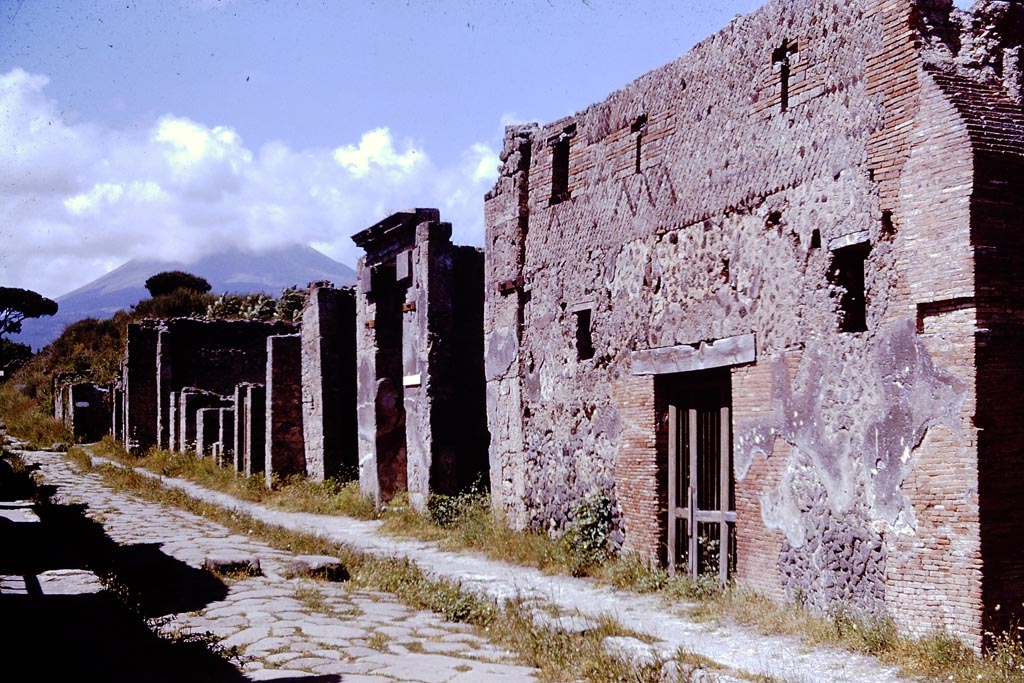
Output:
[
  {"xmin": 124, "ymin": 322, "xmax": 160, "ymax": 454},
  {"xmin": 244, "ymin": 383, "xmax": 266, "ymax": 477},
  {"xmin": 265, "ymin": 334, "xmax": 305, "ymax": 488},
  {"xmin": 301, "ymin": 284, "xmax": 357, "ymax": 481}
]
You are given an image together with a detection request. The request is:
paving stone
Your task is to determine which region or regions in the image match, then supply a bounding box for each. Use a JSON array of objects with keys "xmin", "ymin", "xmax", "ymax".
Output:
[{"xmin": 36, "ymin": 569, "xmax": 105, "ymax": 595}]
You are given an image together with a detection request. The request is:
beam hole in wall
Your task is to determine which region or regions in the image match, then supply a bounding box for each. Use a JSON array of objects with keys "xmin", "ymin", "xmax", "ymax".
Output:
[
  {"xmin": 828, "ymin": 242, "xmax": 870, "ymax": 333},
  {"xmin": 574, "ymin": 308, "xmax": 595, "ymax": 361},
  {"xmin": 881, "ymin": 210, "xmax": 895, "ymax": 237}
]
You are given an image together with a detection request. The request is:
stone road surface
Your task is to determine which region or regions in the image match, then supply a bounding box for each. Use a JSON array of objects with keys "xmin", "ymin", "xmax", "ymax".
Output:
[
  {"xmin": 13, "ymin": 449, "xmax": 537, "ymax": 682},
  {"xmin": 18, "ymin": 447, "xmax": 917, "ymax": 683}
]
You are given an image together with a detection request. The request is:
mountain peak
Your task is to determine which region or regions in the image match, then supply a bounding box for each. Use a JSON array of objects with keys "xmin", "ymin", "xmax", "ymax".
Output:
[{"xmin": 13, "ymin": 244, "xmax": 356, "ymax": 351}]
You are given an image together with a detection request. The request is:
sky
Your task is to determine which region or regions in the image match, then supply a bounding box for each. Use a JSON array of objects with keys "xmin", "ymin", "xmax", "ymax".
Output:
[{"xmin": 0, "ymin": 0, "xmax": 975, "ymax": 299}]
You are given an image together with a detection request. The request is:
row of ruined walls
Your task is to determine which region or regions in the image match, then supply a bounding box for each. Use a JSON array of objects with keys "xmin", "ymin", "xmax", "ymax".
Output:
[
  {"xmin": 112, "ymin": 221, "xmax": 490, "ymax": 508},
  {"xmin": 114, "ymin": 292, "xmax": 358, "ymax": 488},
  {"xmin": 484, "ymin": 0, "xmax": 1024, "ymax": 648}
]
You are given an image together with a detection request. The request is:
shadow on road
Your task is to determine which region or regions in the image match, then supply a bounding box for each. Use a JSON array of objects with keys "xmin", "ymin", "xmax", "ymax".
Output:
[{"xmin": 0, "ymin": 450, "xmax": 248, "ymax": 682}]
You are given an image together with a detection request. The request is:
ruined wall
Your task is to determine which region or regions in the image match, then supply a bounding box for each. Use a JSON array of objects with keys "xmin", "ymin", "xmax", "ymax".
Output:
[
  {"xmin": 123, "ymin": 321, "xmax": 160, "ymax": 453},
  {"xmin": 353, "ymin": 210, "xmax": 489, "ymax": 508},
  {"xmin": 300, "ymin": 283, "xmax": 357, "ymax": 481},
  {"xmin": 155, "ymin": 318, "xmax": 295, "ymax": 453},
  {"xmin": 266, "ymin": 334, "xmax": 305, "ymax": 487},
  {"xmin": 243, "ymin": 383, "xmax": 266, "ymax": 477},
  {"xmin": 216, "ymin": 408, "xmax": 235, "ymax": 468},
  {"xmin": 177, "ymin": 389, "xmax": 232, "ymax": 454},
  {"xmin": 54, "ymin": 381, "xmax": 111, "ymax": 443},
  {"xmin": 484, "ymin": 0, "xmax": 1023, "ymax": 646},
  {"xmin": 196, "ymin": 407, "xmax": 220, "ymax": 458}
]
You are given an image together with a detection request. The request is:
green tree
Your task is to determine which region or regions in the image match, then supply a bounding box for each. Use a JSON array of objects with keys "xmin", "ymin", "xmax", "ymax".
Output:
[
  {"xmin": 0, "ymin": 287, "xmax": 58, "ymax": 338},
  {"xmin": 144, "ymin": 271, "xmax": 212, "ymax": 298}
]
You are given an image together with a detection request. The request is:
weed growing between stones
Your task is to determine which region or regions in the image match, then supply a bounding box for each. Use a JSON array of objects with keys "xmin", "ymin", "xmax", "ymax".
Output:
[
  {"xmin": 365, "ymin": 630, "xmax": 391, "ymax": 652},
  {"xmin": 148, "ymin": 615, "xmax": 247, "ymax": 667}
]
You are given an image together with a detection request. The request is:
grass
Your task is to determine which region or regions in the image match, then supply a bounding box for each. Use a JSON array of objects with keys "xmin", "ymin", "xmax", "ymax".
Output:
[
  {"xmin": 72, "ymin": 440, "xmax": 1024, "ymax": 683},
  {"xmin": 0, "ymin": 383, "xmax": 72, "ymax": 449},
  {"xmin": 90, "ymin": 437, "xmax": 378, "ymax": 519},
  {"xmin": 69, "ymin": 450, "xmax": 697, "ymax": 682}
]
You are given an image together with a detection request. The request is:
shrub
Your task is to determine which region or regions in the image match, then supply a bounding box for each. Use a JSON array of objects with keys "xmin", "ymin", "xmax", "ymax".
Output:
[{"xmin": 558, "ymin": 492, "xmax": 614, "ymax": 576}]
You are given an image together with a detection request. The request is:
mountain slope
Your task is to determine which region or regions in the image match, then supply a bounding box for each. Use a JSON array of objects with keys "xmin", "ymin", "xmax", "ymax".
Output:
[{"xmin": 12, "ymin": 245, "xmax": 356, "ymax": 351}]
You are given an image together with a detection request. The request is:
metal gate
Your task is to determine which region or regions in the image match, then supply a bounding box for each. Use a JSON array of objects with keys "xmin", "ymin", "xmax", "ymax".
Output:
[{"xmin": 667, "ymin": 374, "xmax": 736, "ymax": 581}]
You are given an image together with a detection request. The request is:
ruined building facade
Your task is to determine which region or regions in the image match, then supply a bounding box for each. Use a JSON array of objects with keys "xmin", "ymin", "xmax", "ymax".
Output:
[
  {"xmin": 353, "ymin": 210, "xmax": 488, "ymax": 509},
  {"xmin": 484, "ymin": 0, "xmax": 1024, "ymax": 647},
  {"xmin": 98, "ymin": 0, "xmax": 1024, "ymax": 650}
]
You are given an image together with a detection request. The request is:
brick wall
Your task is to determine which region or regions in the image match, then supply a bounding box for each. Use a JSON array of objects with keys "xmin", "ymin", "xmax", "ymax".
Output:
[{"xmin": 265, "ymin": 334, "xmax": 305, "ymax": 488}]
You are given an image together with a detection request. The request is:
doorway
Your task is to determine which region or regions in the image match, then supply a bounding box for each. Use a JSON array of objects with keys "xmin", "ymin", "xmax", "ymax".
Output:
[{"xmin": 665, "ymin": 370, "xmax": 736, "ymax": 581}]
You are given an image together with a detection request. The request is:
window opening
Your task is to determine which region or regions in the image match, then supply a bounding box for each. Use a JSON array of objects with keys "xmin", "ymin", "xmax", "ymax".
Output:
[
  {"xmin": 574, "ymin": 308, "xmax": 595, "ymax": 361},
  {"xmin": 549, "ymin": 123, "xmax": 576, "ymax": 204},
  {"xmin": 811, "ymin": 229, "xmax": 821, "ymax": 249},
  {"xmin": 631, "ymin": 114, "xmax": 647, "ymax": 174},
  {"xmin": 829, "ymin": 243, "xmax": 870, "ymax": 332},
  {"xmin": 772, "ymin": 39, "xmax": 798, "ymax": 112}
]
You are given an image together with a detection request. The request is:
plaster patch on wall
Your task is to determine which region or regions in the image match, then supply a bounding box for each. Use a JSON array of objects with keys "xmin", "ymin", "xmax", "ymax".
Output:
[{"xmin": 735, "ymin": 318, "xmax": 966, "ymax": 610}]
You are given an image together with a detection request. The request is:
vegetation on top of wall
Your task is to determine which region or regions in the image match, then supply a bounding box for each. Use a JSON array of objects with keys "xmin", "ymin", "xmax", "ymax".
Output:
[{"xmin": 204, "ymin": 287, "xmax": 306, "ymax": 323}]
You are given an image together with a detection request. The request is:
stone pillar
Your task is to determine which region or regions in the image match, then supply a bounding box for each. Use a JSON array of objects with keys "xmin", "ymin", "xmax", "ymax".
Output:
[
  {"xmin": 301, "ymin": 283, "xmax": 357, "ymax": 482},
  {"xmin": 232, "ymin": 384, "xmax": 247, "ymax": 472},
  {"xmin": 265, "ymin": 334, "xmax": 305, "ymax": 488},
  {"xmin": 112, "ymin": 384, "xmax": 124, "ymax": 445},
  {"xmin": 352, "ymin": 209, "xmax": 488, "ymax": 509},
  {"xmin": 168, "ymin": 392, "xmax": 180, "ymax": 453},
  {"xmin": 156, "ymin": 327, "xmax": 173, "ymax": 450},
  {"xmin": 124, "ymin": 321, "xmax": 161, "ymax": 454},
  {"xmin": 244, "ymin": 383, "xmax": 266, "ymax": 477},
  {"xmin": 217, "ymin": 408, "xmax": 235, "ymax": 468}
]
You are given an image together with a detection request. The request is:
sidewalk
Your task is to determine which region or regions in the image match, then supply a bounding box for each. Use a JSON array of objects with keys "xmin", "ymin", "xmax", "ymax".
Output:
[{"xmin": 28, "ymin": 447, "xmax": 914, "ymax": 683}]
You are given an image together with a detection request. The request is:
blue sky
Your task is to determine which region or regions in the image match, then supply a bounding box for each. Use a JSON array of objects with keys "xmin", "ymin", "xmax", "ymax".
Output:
[{"xmin": 0, "ymin": 0, "xmax": 974, "ymax": 298}]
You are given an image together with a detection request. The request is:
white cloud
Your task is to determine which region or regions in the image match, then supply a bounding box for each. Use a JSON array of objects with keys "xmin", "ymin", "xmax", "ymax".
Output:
[
  {"xmin": 332, "ymin": 128, "xmax": 425, "ymax": 179},
  {"xmin": 0, "ymin": 68, "xmax": 501, "ymax": 299}
]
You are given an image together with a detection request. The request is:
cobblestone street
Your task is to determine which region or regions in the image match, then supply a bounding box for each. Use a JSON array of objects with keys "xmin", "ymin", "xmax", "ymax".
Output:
[{"xmin": 2, "ymin": 449, "xmax": 537, "ymax": 682}]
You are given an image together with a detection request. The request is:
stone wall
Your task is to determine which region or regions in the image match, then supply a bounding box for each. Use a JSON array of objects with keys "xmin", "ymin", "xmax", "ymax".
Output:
[
  {"xmin": 216, "ymin": 408, "xmax": 235, "ymax": 467},
  {"xmin": 154, "ymin": 318, "xmax": 296, "ymax": 452},
  {"xmin": 196, "ymin": 407, "xmax": 220, "ymax": 458},
  {"xmin": 483, "ymin": 0, "xmax": 1024, "ymax": 647},
  {"xmin": 123, "ymin": 321, "xmax": 160, "ymax": 453},
  {"xmin": 300, "ymin": 283, "xmax": 357, "ymax": 481},
  {"xmin": 266, "ymin": 334, "xmax": 305, "ymax": 487},
  {"xmin": 53, "ymin": 380, "xmax": 111, "ymax": 443},
  {"xmin": 176, "ymin": 388, "xmax": 232, "ymax": 454},
  {"xmin": 353, "ymin": 210, "xmax": 489, "ymax": 508}
]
